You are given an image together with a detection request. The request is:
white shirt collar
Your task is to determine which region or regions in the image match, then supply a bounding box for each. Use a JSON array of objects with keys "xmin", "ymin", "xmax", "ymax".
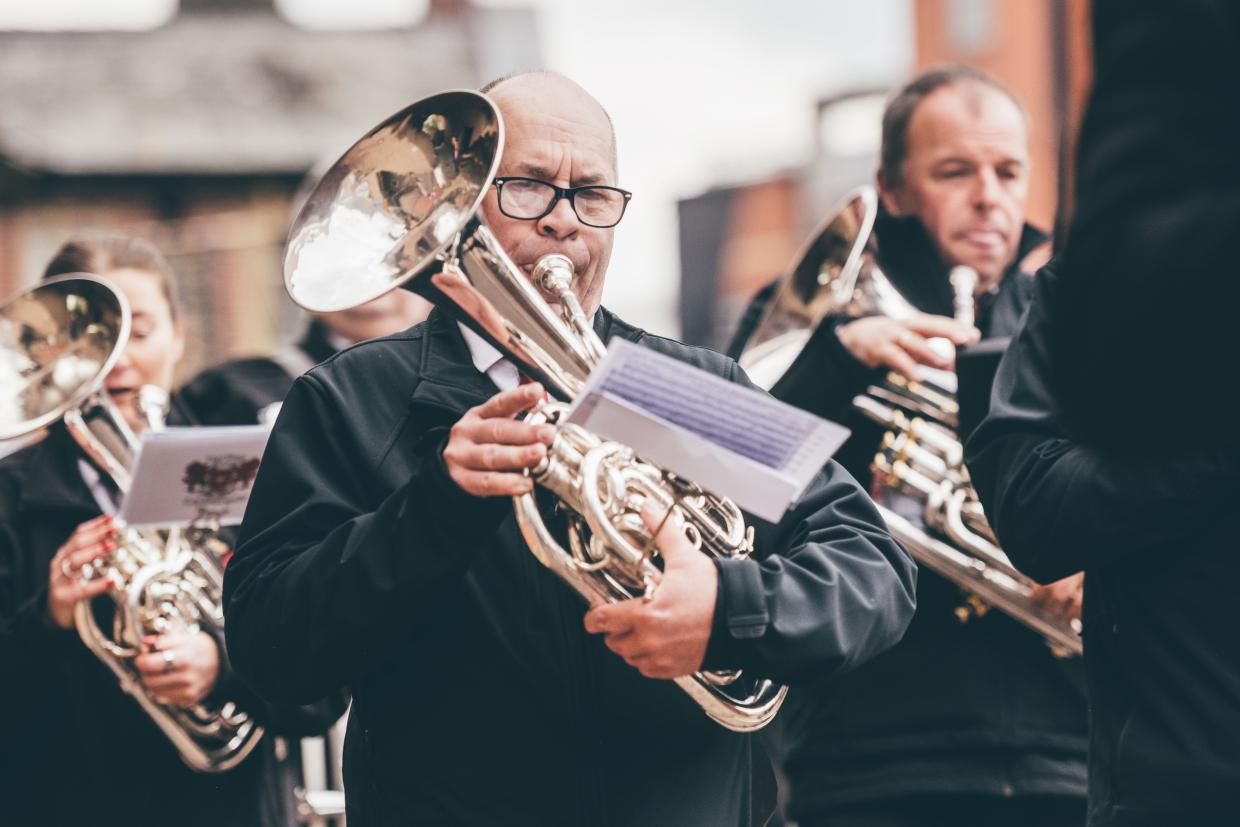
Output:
[
  {"xmin": 457, "ymin": 312, "xmax": 599, "ymax": 393},
  {"xmin": 457, "ymin": 323, "xmax": 506, "ymax": 375},
  {"xmin": 78, "ymin": 458, "xmax": 118, "ymax": 516},
  {"xmin": 457, "ymin": 322, "xmax": 520, "ymax": 392}
]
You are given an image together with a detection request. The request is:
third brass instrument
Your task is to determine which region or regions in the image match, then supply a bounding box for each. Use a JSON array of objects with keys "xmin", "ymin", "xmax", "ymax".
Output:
[
  {"xmin": 282, "ymin": 90, "xmax": 785, "ymax": 731},
  {"xmin": 0, "ymin": 275, "xmax": 265, "ymax": 771},
  {"xmin": 736, "ymin": 186, "xmax": 1082, "ymax": 657}
]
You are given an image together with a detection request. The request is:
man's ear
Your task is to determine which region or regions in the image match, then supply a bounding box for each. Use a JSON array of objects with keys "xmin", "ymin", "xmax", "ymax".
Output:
[{"xmin": 876, "ymin": 168, "xmax": 904, "ymax": 215}]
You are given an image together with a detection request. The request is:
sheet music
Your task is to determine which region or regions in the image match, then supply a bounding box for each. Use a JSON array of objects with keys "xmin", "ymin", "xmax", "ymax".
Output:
[
  {"xmin": 565, "ymin": 339, "xmax": 850, "ymax": 521},
  {"xmin": 119, "ymin": 425, "xmax": 272, "ymax": 528}
]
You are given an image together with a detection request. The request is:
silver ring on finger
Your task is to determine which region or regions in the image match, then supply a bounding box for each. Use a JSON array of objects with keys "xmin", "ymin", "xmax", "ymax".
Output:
[{"xmin": 162, "ymin": 650, "xmax": 176, "ymax": 673}]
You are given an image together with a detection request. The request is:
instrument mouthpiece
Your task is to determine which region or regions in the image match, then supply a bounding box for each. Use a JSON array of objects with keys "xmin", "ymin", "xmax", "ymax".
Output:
[{"xmin": 532, "ymin": 254, "xmax": 575, "ymax": 294}]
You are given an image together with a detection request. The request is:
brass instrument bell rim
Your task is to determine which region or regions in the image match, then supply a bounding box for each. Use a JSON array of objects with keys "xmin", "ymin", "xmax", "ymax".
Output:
[
  {"xmin": 736, "ymin": 184, "xmax": 878, "ymax": 389},
  {"xmin": 0, "ymin": 274, "xmax": 132, "ymax": 441},
  {"xmin": 786, "ymin": 183, "xmax": 878, "ymax": 304},
  {"xmin": 282, "ymin": 89, "xmax": 506, "ymax": 314}
]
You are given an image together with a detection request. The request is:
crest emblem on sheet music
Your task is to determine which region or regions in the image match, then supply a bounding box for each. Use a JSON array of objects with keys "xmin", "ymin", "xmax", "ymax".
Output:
[
  {"xmin": 183, "ymin": 455, "xmax": 262, "ymax": 499},
  {"xmin": 119, "ymin": 425, "xmax": 272, "ymax": 529}
]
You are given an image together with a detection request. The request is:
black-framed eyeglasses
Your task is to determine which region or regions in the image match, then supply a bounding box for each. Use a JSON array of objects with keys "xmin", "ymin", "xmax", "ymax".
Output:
[{"xmin": 492, "ymin": 176, "xmax": 632, "ymax": 228}]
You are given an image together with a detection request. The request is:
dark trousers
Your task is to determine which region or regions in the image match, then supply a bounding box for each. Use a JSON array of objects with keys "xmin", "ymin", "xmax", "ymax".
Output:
[{"xmin": 800, "ymin": 794, "xmax": 1085, "ymax": 827}]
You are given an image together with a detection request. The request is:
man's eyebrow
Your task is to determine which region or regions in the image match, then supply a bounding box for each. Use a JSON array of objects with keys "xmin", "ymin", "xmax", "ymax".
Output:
[
  {"xmin": 511, "ymin": 162, "xmax": 609, "ymax": 186},
  {"xmin": 572, "ymin": 172, "xmax": 608, "ymax": 186},
  {"xmin": 930, "ymin": 154, "xmax": 1026, "ymax": 168},
  {"xmin": 514, "ymin": 162, "xmax": 556, "ymax": 179}
]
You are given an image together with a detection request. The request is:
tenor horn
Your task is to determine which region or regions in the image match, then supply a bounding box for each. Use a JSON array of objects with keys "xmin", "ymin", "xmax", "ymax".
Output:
[
  {"xmin": 734, "ymin": 186, "xmax": 1082, "ymax": 657},
  {"xmin": 0, "ymin": 275, "xmax": 266, "ymax": 770}
]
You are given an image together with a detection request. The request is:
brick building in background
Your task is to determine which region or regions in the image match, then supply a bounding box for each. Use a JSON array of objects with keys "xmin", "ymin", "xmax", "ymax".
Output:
[{"xmin": 0, "ymin": 0, "xmax": 539, "ymax": 379}]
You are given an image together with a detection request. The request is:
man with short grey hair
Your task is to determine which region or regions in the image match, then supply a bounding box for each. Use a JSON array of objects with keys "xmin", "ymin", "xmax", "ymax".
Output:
[{"xmin": 729, "ymin": 66, "xmax": 1087, "ymax": 827}]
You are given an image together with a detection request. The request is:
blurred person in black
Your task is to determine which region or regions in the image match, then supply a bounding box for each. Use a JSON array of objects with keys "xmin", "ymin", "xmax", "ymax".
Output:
[
  {"xmin": 967, "ymin": 2, "xmax": 1240, "ymax": 824},
  {"xmin": 728, "ymin": 67, "xmax": 1087, "ymax": 826},
  {"xmin": 182, "ymin": 276, "xmax": 430, "ymax": 426},
  {"xmin": 223, "ymin": 71, "xmax": 919, "ymax": 827},
  {"xmin": 0, "ymin": 233, "xmax": 343, "ymax": 827}
]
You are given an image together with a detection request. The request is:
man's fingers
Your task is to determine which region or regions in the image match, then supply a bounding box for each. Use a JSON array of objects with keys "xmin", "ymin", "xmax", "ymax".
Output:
[
  {"xmin": 464, "ymin": 442, "xmax": 547, "ymax": 472},
  {"xmin": 894, "ymin": 331, "xmax": 952, "ymax": 370},
  {"xmin": 584, "ymin": 602, "xmax": 639, "ymax": 635},
  {"xmin": 475, "ymin": 418, "xmax": 556, "ymax": 447},
  {"xmin": 905, "ymin": 315, "xmax": 980, "ymax": 344},
  {"xmin": 453, "ymin": 470, "xmax": 534, "ymax": 497},
  {"xmin": 474, "ymin": 384, "xmax": 546, "ymax": 419},
  {"xmin": 877, "ymin": 343, "xmax": 921, "ymax": 380},
  {"xmin": 606, "ymin": 633, "xmax": 650, "ymax": 663},
  {"xmin": 637, "ymin": 501, "xmax": 690, "ymax": 562},
  {"xmin": 139, "ymin": 672, "xmax": 191, "ymax": 692},
  {"xmin": 134, "ymin": 651, "xmax": 171, "ymax": 676}
]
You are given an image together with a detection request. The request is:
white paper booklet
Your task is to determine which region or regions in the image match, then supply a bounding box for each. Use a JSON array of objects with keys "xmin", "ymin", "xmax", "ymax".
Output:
[
  {"xmin": 119, "ymin": 425, "xmax": 272, "ymax": 528},
  {"xmin": 564, "ymin": 339, "xmax": 850, "ymax": 522}
]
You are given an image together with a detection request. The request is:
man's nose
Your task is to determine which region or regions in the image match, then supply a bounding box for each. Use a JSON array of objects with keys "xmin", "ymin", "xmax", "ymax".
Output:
[
  {"xmin": 537, "ymin": 194, "xmax": 580, "ymax": 240},
  {"xmin": 972, "ymin": 168, "xmax": 1002, "ymax": 209}
]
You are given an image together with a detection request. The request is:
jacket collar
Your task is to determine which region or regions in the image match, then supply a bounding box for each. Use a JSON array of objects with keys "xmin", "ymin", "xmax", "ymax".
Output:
[
  {"xmin": 408, "ymin": 309, "xmax": 507, "ymax": 415},
  {"xmin": 873, "ymin": 208, "xmax": 1048, "ymax": 315},
  {"xmin": 408, "ymin": 305, "xmax": 641, "ymax": 415},
  {"xmin": 18, "ymin": 426, "xmax": 101, "ymax": 516}
]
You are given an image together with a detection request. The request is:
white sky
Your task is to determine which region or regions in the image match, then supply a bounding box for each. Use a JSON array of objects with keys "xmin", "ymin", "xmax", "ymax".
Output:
[
  {"xmin": 0, "ymin": 0, "xmax": 913, "ymax": 335},
  {"xmin": 510, "ymin": 0, "xmax": 913, "ymax": 333}
]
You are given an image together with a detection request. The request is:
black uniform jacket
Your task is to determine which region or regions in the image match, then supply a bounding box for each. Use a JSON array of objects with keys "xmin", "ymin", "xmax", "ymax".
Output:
[
  {"xmin": 1052, "ymin": 0, "xmax": 1240, "ymax": 455},
  {"xmin": 967, "ymin": 3, "xmax": 1240, "ymax": 825},
  {"xmin": 0, "ymin": 400, "xmax": 341, "ymax": 827},
  {"xmin": 728, "ymin": 213, "xmax": 1087, "ymax": 815},
  {"xmin": 224, "ymin": 307, "xmax": 918, "ymax": 827},
  {"xmin": 968, "ymin": 259, "xmax": 1240, "ymax": 826},
  {"xmin": 181, "ymin": 318, "xmax": 338, "ymax": 426}
]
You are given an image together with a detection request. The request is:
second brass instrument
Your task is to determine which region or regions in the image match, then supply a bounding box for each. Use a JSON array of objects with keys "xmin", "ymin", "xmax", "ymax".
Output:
[
  {"xmin": 0, "ymin": 275, "xmax": 265, "ymax": 771},
  {"xmin": 736, "ymin": 186, "xmax": 1082, "ymax": 657}
]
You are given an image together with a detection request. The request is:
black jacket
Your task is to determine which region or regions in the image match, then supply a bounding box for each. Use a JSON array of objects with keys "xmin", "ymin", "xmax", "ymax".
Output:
[
  {"xmin": 1052, "ymin": 0, "xmax": 1240, "ymax": 456},
  {"xmin": 728, "ymin": 213, "xmax": 1087, "ymax": 816},
  {"xmin": 224, "ymin": 307, "xmax": 918, "ymax": 827},
  {"xmin": 181, "ymin": 318, "xmax": 339, "ymax": 426},
  {"xmin": 967, "ymin": 259, "xmax": 1239, "ymax": 827},
  {"xmin": 968, "ymin": 3, "xmax": 1240, "ymax": 824},
  {"xmin": 0, "ymin": 399, "xmax": 341, "ymax": 827}
]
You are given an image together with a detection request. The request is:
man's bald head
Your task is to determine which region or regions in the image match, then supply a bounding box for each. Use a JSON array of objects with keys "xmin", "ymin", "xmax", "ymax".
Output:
[
  {"xmin": 476, "ymin": 70, "xmax": 621, "ymax": 316},
  {"xmin": 481, "ymin": 70, "xmax": 618, "ymax": 173}
]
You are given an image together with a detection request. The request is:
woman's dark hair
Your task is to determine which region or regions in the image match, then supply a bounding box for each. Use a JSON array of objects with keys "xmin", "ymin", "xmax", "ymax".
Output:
[{"xmin": 42, "ymin": 232, "xmax": 181, "ymax": 321}]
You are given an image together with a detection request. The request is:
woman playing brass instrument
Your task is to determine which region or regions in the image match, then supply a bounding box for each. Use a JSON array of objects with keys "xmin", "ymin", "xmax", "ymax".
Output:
[{"xmin": 0, "ymin": 233, "xmax": 338, "ymax": 827}]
